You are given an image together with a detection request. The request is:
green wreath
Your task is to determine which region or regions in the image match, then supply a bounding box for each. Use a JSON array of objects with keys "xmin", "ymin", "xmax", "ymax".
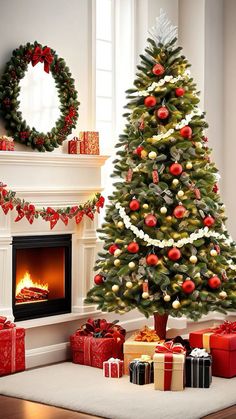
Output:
[{"xmin": 0, "ymin": 41, "xmax": 79, "ymax": 152}]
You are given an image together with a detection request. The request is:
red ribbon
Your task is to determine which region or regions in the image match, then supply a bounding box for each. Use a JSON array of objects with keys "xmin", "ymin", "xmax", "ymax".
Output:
[
  {"xmin": 155, "ymin": 341, "xmax": 185, "ymax": 391},
  {"xmin": 31, "ymin": 46, "xmax": 53, "ymax": 73},
  {"xmin": 75, "ymin": 318, "xmax": 125, "ymax": 342},
  {"xmin": 213, "ymin": 321, "xmax": 236, "ymax": 335}
]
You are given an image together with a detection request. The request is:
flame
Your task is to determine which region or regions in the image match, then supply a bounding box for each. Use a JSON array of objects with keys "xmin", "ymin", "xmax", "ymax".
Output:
[{"xmin": 16, "ymin": 271, "xmax": 48, "ymax": 296}]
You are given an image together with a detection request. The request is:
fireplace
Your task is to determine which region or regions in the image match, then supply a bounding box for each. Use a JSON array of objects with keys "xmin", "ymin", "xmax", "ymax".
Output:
[{"xmin": 12, "ymin": 234, "xmax": 72, "ymax": 321}]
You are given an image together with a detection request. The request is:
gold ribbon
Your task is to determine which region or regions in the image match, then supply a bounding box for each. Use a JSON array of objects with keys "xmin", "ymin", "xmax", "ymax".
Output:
[{"xmin": 202, "ymin": 332, "xmax": 213, "ymax": 353}]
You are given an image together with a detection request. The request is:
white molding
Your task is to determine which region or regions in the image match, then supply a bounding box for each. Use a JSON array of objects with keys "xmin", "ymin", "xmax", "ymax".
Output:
[
  {"xmin": 0, "ymin": 151, "xmax": 109, "ymax": 168},
  {"xmin": 11, "ymin": 186, "xmax": 104, "ymax": 196},
  {"xmin": 26, "ymin": 342, "xmax": 71, "ymax": 369}
]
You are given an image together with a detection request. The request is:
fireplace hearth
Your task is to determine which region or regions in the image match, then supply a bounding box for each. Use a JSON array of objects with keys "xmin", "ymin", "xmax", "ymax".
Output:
[{"xmin": 12, "ymin": 234, "xmax": 72, "ymax": 321}]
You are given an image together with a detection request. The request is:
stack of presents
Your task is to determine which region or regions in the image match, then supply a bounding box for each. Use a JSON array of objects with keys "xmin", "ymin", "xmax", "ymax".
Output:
[{"xmin": 1, "ymin": 315, "xmax": 236, "ymax": 392}]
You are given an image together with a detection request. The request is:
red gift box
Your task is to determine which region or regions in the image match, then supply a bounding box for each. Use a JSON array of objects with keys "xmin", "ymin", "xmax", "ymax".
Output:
[
  {"xmin": 79, "ymin": 132, "xmax": 99, "ymax": 155},
  {"xmin": 0, "ymin": 136, "xmax": 14, "ymax": 151},
  {"xmin": 103, "ymin": 358, "xmax": 124, "ymax": 378},
  {"xmin": 70, "ymin": 318, "xmax": 126, "ymax": 369},
  {"xmin": 0, "ymin": 317, "xmax": 25, "ymax": 376},
  {"xmin": 189, "ymin": 321, "xmax": 236, "ymax": 378},
  {"xmin": 68, "ymin": 137, "xmax": 79, "ymax": 154}
]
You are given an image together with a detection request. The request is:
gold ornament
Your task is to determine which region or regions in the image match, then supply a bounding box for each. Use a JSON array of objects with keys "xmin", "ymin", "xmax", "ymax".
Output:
[
  {"xmin": 195, "ymin": 142, "xmax": 203, "ymax": 149},
  {"xmin": 166, "ymin": 216, "xmax": 172, "ymax": 222},
  {"xmin": 172, "ymin": 299, "xmax": 181, "ymax": 309},
  {"xmin": 130, "ymin": 214, "xmax": 138, "ymax": 221},
  {"xmin": 172, "ymin": 179, "xmax": 179, "ymax": 186},
  {"xmin": 114, "ymin": 259, "xmax": 121, "ymax": 267},
  {"xmin": 117, "ymin": 221, "xmax": 124, "ymax": 228},
  {"xmin": 175, "ymin": 274, "xmax": 183, "ymax": 280},
  {"xmin": 219, "ymin": 291, "xmax": 227, "ymax": 299},
  {"xmin": 177, "ymin": 190, "xmax": 184, "ymax": 198},
  {"xmin": 148, "ymin": 151, "xmax": 157, "ymax": 160},
  {"xmin": 126, "ymin": 281, "xmax": 133, "ymax": 288},
  {"xmin": 141, "ymin": 150, "xmax": 148, "ymax": 159},
  {"xmin": 210, "ymin": 249, "xmax": 217, "ymax": 257},
  {"xmin": 160, "ymin": 206, "xmax": 167, "ymax": 214},
  {"xmin": 164, "ymin": 294, "xmax": 171, "ymax": 302},
  {"xmin": 114, "ymin": 248, "xmax": 122, "ymax": 257},
  {"xmin": 186, "ymin": 161, "xmax": 193, "ymax": 169},
  {"xmin": 142, "ymin": 203, "xmax": 149, "ymax": 209},
  {"xmin": 128, "ymin": 261, "xmax": 136, "ymax": 269},
  {"xmin": 112, "ymin": 284, "xmax": 119, "ymax": 292},
  {"xmin": 142, "ymin": 291, "xmax": 149, "ymax": 299},
  {"xmin": 189, "ymin": 255, "xmax": 198, "ymax": 264}
]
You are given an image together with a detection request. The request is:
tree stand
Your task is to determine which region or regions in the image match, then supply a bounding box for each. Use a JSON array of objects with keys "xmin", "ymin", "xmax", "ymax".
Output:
[{"xmin": 154, "ymin": 312, "xmax": 169, "ymax": 340}]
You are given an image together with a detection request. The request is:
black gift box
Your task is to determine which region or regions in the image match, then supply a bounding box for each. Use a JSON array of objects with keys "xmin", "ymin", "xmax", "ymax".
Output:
[
  {"xmin": 129, "ymin": 358, "xmax": 154, "ymax": 385},
  {"xmin": 186, "ymin": 355, "xmax": 212, "ymax": 388}
]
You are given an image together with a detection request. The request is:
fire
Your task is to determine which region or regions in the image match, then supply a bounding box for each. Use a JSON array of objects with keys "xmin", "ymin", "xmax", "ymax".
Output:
[{"xmin": 16, "ymin": 271, "xmax": 48, "ymax": 297}]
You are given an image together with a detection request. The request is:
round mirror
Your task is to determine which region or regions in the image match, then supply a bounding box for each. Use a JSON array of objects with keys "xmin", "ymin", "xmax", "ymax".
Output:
[
  {"xmin": 0, "ymin": 41, "xmax": 79, "ymax": 152},
  {"xmin": 19, "ymin": 63, "xmax": 61, "ymax": 133}
]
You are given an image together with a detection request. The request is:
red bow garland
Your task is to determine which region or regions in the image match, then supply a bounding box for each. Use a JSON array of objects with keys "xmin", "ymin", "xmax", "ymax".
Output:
[
  {"xmin": 213, "ymin": 321, "xmax": 236, "ymax": 335},
  {"xmin": 75, "ymin": 318, "xmax": 126, "ymax": 342},
  {"xmin": 64, "ymin": 106, "xmax": 77, "ymax": 125},
  {"xmin": 31, "ymin": 45, "xmax": 54, "ymax": 73},
  {"xmin": 0, "ymin": 182, "xmax": 104, "ymax": 230},
  {"xmin": 155, "ymin": 341, "xmax": 186, "ymax": 391}
]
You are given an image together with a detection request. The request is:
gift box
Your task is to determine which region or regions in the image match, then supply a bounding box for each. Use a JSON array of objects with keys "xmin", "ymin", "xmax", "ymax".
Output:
[
  {"xmin": 129, "ymin": 355, "xmax": 154, "ymax": 385},
  {"xmin": 0, "ymin": 136, "xmax": 14, "ymax": 151},
  {"xmin": 70, "ymin": 318, "xmax": 126, "ymax": 369},
  {"xmin": 103, "ymin": 358, "xmax": 124, "ymax": 378},
  {"xmin": 153, "ymin": 341, "xmax": 186, "ymax": 391},
  {"xmin": 186, "ymin": 348, "xmax": 212, "ymax": 388},
  {"xmin": 68, "ymin": 137, "xmax": 79, "ymax": 154},
  {"xmin": 189, "ymin": 321, "xmax": 236, "ymax": 378},
  {"xmin": 124, "ymin": 327, "xmax": 161, "ymax": 375},
  {"xmin": 0, "ymin": 317, "xmax": 25, "ymax": 376},
  {"xmin": 79, "ymin": 132, "xmax": 99, "ymax": 155}
]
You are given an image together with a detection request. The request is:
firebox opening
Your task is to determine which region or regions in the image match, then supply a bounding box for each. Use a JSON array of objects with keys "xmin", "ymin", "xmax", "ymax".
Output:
[{"xmin": 12, "ymin": 234, "xmax": 71, "ymax": 321}]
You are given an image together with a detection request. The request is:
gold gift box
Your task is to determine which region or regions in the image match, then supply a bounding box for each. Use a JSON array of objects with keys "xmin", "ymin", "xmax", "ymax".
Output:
[
  {"xmin": 123, "ymin": 336, "xmax": 158, "ymax": 375},
  {"xmin": 153, "ymin": 352, "xmax": 185, "ymax": 391}
]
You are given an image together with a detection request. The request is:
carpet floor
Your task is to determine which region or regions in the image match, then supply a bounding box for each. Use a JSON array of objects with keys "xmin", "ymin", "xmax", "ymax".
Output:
[{"xmin": 0, "ymin": 362, "xmax": 236, "ymax": 419}]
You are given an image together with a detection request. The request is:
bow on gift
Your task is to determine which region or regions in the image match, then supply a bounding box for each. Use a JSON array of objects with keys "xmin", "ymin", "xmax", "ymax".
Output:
[
  {"xmin": 31, "ymin": 45, "xmax": 54, "ymax": 73},
  {"xmin": 0, "ymin": 316, "xmax": 15, "ymax": 330},
  {"xmin": 155, "ymin": 340, "xmax": 186, "ymax": 354},
  {"xmin": 75, "ymin": 318, "xmax": 126, "ymax": 342},
  {"xmin": 214, "ymin": 321, "xmax": 236, "ymax": 335},
  {"xmin": 134, "ymin": 326, "xmax": 160, "ymax": 343},
  {"xmin": 190, "ymin": 348, "xmax": 209, "ymax": 358}
]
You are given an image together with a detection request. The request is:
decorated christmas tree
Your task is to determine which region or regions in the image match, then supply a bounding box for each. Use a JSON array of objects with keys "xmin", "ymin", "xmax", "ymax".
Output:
[{"xmin": 85, "ymin": 11, "xmax": 236, "ymax": 338}]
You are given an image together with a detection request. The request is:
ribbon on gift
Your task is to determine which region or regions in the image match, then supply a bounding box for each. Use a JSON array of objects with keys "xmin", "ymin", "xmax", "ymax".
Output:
[
  {"xmin": 103, "ymin": 357, "xmax": 123, "ymax": 377},
  {"xmin": 75, "ymin": 318, "xmax": 125, "ymax": 342},
  {"xmin": 190, "ymin": 348, "xmax": 209, "ymax": 358},
  {"xmin": 31, "ymin": 46, "xmax": 54, "ymax": 73},
  {"xmin": 155, "ymin": 341, "xmax": 186, "ymax": 391},
  {"xmin": 134, "ymin": 326, "xmax": 160, "ymax": 343},
  {"xmin": 200, "ymin": 321, "xmax": 236, "ymax": 353},
  {"xmin": 0, "ymin": 317, "xmax": 17, "ymax": 372}
]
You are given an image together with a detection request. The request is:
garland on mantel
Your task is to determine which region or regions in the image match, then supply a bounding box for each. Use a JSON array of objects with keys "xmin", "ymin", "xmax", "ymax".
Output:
[{"xmin": 0, "ymin": 182, "xmax": 105, "ymax": 229}]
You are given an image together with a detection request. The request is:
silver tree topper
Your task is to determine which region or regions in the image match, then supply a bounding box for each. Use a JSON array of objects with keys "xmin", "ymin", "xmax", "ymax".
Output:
[{"xmin": 149, "ymin": 9, "xmax": 178, "ymax": 46}]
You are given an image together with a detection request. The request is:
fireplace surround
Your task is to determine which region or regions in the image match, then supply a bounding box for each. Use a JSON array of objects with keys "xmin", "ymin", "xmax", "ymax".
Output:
[{"xmin": 12, "ymin": 234, "xmax": 72, "ymax": 321}]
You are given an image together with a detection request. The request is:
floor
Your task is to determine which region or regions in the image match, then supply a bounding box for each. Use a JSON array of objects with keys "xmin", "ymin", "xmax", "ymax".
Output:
[{"xmin": 0, "ymin": 396, "xmax": 235, "ymax": 419}]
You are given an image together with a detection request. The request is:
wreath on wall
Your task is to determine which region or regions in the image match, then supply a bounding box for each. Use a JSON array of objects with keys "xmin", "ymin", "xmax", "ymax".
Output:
[{"xmin": 0, "ymin": 41, "xmax": 79, "ymax": 152}]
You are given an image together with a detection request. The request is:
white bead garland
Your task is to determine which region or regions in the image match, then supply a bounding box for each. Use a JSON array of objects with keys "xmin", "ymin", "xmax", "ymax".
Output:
[
  {"xmin": 115, "ymin": 202, "xmax": 234, "ymax": 249},
  {"xmin": 137, "ymin": 72, "xmax": 190, "ymax": 97}
]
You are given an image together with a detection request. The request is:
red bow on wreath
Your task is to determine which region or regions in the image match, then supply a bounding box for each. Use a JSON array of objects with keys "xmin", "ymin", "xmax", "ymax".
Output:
[
  {"xmin": 31, "ymin": 46, "xmax": 53, "ymax": 73},
  {"xmin": 214, "ymin": 321, "xmax": 236, "ymax": 335}
]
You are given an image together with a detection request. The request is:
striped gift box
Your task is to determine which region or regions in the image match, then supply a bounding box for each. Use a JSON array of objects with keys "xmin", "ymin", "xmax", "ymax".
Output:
[
  {"xmin": 186, "ymin": 348, "xmax": 212, "ymax": 388},
  {"xmin": 129, "ymin": 355, "xmax": 154, "ymax": 385}
]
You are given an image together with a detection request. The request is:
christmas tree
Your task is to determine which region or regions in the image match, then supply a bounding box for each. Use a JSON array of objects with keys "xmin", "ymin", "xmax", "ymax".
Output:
[{"xmin": 85, "ymin": 11, "xmax": 236, "ymax": 337}]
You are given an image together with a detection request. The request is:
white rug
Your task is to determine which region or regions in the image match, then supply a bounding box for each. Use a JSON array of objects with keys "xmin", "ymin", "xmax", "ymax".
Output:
[{"xmin": 0, "ymin": 363, "xmax": 236, "ymax": 419}]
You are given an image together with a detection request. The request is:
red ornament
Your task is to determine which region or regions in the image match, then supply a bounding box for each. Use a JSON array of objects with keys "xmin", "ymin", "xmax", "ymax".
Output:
[
  {"xmin": 168, "ymin": 247, "xmax": 181, "ymax": 261},
  {"xmin": 127, "ymin": 242, "xmax": 139, "ymax": 253},
  {"xmin": 169, "ymin": 162, "xmax": 183, "ymax": 176},
  {"xmin": 152, "ymin": 63, "xmax": 165, "ymax": 76},
  {"xmin": 129, "ymin": 199, "xmax": 140, "ymax": 211},
  {"xmin": 156, "ymin": 106, "xmax": 169, "ymax": 120},
  {"xmin": 134, "ymin": 145, "xmax": 144, "ymax": 156},
  {"xmin": 146, "ymin": 254, "xmax": 159, "ymax": 266},
  {"xmin": 213, "ymin": 184, "xmax": 219, "ymax": 193},
  {"xmin": 109, "ymin": 244, "xmax": 119, "ymax": 255},
  {"xmin": 204, "ymin": 216, "xmax": 215, "ymax": 227},
  {"xmin": 180, "ymin": 126, "xmax": 192, "ymax": 139},
  {"xmin": 173, "ymin": 205, "xmax": 186, "ymax": 219},
  {"xmin": 175, "ymin": 87, "xmax": 185, "ymax": 97},
  {"xmin": 208, "ymin": 276, "xmax": 221, "ymax": 289},
  {"xmin": 144, "ymin": 214, "xmax": 157, "ymax": 227},
  {"xmin": 94, "ymin": 274, "xmax": 104, "ymax": 285},
  {"xmin": 144, "ymin": 96, "xmax": 157, "ymax": 108},
  {"xmin": 182, "ymin": 280, "xmax": 195, "ymax": 294}
]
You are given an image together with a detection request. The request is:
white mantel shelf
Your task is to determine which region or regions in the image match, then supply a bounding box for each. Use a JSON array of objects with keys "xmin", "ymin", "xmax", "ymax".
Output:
[{"xmin": 0, "ymin": 151, "xmax": 109, "ymax": 168}]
